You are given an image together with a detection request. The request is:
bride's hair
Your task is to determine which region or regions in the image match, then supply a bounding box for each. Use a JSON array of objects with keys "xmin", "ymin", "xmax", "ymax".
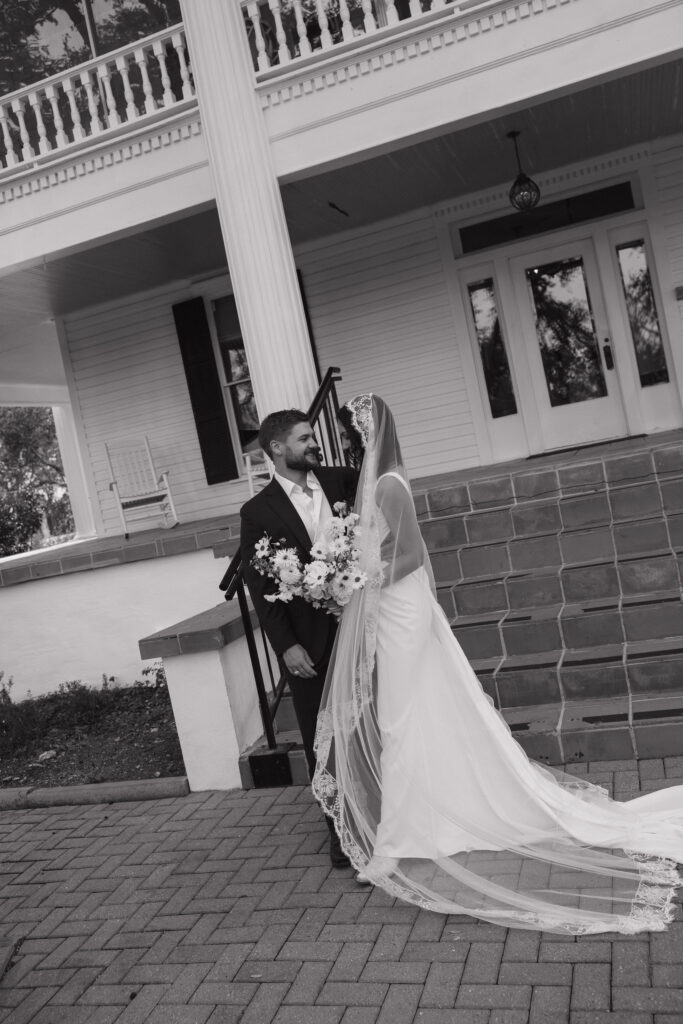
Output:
[
  {"xmin": 337, "ymin": 404, "xmax": 364, "ymax": 470},
  {"xmin": 346, "ymin": 393, "xmax": 404, "ymax": 477}
]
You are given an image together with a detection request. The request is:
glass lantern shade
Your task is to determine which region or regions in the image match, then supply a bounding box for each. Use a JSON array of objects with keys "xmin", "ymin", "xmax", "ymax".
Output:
[{"xmin": 509, "ymin": 172, "xmax": 541, "ymax": 212}]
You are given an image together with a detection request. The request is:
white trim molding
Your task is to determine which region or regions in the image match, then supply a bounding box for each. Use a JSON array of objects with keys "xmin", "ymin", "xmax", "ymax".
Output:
[{"xmin": 0, "ymin": 110, "xmax": 204, "ymax": 212}]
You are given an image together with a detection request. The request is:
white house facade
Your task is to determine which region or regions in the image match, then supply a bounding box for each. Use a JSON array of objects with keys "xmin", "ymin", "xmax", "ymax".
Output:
[{"xmin": 2, "ymin": 0, "xmax": 683, "ymax": 773}]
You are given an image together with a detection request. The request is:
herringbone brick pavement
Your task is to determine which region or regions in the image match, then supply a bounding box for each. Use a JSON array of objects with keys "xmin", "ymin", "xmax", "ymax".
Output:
[{"xmin": 1, "ymin": 758, "xmax": 683, "ymax": 1023}]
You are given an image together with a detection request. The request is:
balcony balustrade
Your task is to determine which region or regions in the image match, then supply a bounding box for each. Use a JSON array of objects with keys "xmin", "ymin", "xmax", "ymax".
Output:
[
  {"xmin": 241, "ymin": 0, "xmax": 500, "ymax": 71},
  {"xmin": 0, "ymin": 26, "xmax": 195, "ymax": 175},
  {"xmin": 0, "ymin": 0, "xmax": 510, "ymax": 176},
  {"xmin": 0, "ymin": 0, "xmax": 667, "ymax": 186}
]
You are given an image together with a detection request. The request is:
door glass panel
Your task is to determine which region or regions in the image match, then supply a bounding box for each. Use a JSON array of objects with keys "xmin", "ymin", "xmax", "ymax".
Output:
[
  {"xmin": 466, "ymin": 279, "xmax": 517, "ymax": 418},
  {"xmin": 616, "ymin": 240, "xmax": 669, "ymax": 388},
  {"xmin": 525, "ymin": 256, "xmax": 607, "ymax": 407}
]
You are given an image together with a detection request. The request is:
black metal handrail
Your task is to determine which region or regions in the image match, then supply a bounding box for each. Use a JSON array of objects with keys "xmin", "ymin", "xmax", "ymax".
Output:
[{"xmin": 219, "ymin": 367, "xmax": 345, "ymax": 750}]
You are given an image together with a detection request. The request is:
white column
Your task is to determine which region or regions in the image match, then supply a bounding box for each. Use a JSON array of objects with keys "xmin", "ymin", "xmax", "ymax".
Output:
[
  {"xmin": 52, "ymin": 404, "xmax": 97, "ymax": 538},
  {"xmin": 179, "ymin": 0, "xmax": 319, "ymax": 417}
]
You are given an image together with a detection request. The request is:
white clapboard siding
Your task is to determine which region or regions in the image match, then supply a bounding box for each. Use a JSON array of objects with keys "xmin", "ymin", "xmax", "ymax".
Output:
[
  {"xmin": 652, "ymin": 139, "xmax": 683, "ymax": 288},
  {"xmin": 297, "ymin": 211, "xmax": 479, "ymax": 479},
  {"xmin": 64, "ymin": 284, "xmax": 251, "ymax": 535},
  {"xmin": 65, "ymin": 209, "xmax": 480, "ymax": 535}
]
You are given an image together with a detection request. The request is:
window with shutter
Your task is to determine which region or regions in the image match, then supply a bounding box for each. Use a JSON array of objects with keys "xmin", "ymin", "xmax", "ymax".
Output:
[{"xmin": 172, "ymin": 296, "xmax": 239, "ymax": 485}]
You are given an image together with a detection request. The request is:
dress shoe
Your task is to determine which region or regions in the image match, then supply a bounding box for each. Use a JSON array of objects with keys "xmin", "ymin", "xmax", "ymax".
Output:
[
  {"xmin": 354, "ymin": 871, "xmax": 373, "ymax": 886},
  {"xmin": 355, "ymin": 856, "xmax": 399, "ymax": 884},
  {"xmin": 329, "ymin": 834, "xmax": 351, "ymax": 869}
]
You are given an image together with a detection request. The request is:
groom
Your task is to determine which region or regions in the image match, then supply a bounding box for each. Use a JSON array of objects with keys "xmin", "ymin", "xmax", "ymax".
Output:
[{"xmin": 240, "ymin": 409, "xmax": 358, "ymax": 868}]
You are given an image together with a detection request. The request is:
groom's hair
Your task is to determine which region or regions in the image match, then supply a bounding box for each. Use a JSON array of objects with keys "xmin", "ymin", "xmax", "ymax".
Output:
[{"xmin": 258, "ymin": 409, "xmax": 309, "ymax": 457}]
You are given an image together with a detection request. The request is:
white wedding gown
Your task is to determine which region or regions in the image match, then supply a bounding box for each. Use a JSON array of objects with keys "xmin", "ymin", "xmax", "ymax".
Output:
[
  {"xmin": 314, "ymin": 398, "xmax": 683, "ymax": 934},
  {"xmin": 374, "ymin": 560, "xmax": 683, "ymax": 866}
]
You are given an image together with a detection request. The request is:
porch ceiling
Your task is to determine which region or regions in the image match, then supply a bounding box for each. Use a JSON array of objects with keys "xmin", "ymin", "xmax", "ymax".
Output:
[
  {"xmin": 0, "ymin": 207, "xmax": 227, "ymax": 342},
  {"xmin": 0, "ymin": 55, "xmax": 681, "ymax": 365},
  {"xmin": 281, "ymin": 57, "xmax": 683, "ymax": 242}
]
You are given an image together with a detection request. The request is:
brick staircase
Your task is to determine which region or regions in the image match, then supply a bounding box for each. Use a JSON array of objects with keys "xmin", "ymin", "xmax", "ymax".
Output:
[
  {"xmin": 413, "ymin": 432, "xmax": 683, "ymax": 766},
  {"xmin": 240, "ymin": 431, "xmax": 683, "ymax": 785}
]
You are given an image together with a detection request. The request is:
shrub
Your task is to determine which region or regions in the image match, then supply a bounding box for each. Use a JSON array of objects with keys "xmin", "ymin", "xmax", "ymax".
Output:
[{"xmin": 0, "ymin": 665, "xmax": 170, "ymax": 757}]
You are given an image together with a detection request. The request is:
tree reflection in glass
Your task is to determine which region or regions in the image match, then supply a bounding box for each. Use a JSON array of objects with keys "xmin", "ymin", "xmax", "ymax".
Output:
[
  {"xmin": 616, "ymin": 241, "xmax": 669, "ymax": 388},
  {"xmin": 525, "ymin": 257, "xmax": 607, "ymax": 407},
  {"xmin": 220, "ymin": 340, "xmax": 259, "ymax": 451},
  {"xmin": 216, "ymin": 295, "xmax": 259, "ymax": 454},
  {"xmin": 467, "ymin": 279, "xmax": 517, "ymax": 419}
]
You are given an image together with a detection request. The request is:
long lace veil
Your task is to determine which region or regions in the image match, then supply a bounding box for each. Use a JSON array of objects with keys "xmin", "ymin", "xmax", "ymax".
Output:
[{"xmin": 313, "ymin": 395, "xmax": 681, "ymax": 934}]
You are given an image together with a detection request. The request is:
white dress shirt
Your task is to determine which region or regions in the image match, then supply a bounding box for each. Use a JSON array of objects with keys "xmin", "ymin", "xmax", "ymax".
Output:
[{"xmin": 274, "ymin": 470, "xmax": 332, "ymax": 543}]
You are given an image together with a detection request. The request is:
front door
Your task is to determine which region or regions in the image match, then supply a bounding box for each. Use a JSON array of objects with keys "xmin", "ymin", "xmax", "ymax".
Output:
[{"xmin": 510, "ymin": 241, "xmax": 627, "ymax": 450}]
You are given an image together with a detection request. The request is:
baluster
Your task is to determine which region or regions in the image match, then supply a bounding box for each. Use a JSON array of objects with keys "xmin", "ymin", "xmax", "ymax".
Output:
[
  {"xmin": 267, "ymin": 1, "xmax": 291, "ymax": 65},
  {"xmin": 246, "ymin": 2, "xmax": 270, "ymax": 70},
  {"xmin": 80, "ymin": 70, "xmax": 103, "ymax": 134},
  {"xmin": 116, "ymin": 55, "xmax": 137, "ymax": 121},
  {"xmin": 409, "ymin": 0, "xmax": 422, "ymax": 17},
  {"xmin": 431, "ymin": 0, "xmax": 445, "ymax": 10},
  {"xmin": 63, "ymin": 78, "xmax": 85, "ymax": 142},
  {"xmin": 10, "ymin": 98, "xmax": 35, "ymax": 161},
  {"xmin": 152, "ymin": 39, "xmax": 175, "ymax": 106},
  {"xmin": 134, "ymin": 47, "xmax": 157, "ymax": 113},
  {"xmin": 337, "ymin": 0, "xmax": 355, "ymax": 39},
  {"xmin": 313, "ymin": 0, "xmax": 333, "ymax": 49},
  {"xmin": 63, "ymin": 77, "xmax": 84, "ymax": 141},
  {"xmin": 45, "ymin": 83, "xmax": 68, "ymax": 148},
  {"xmin": 29, "ymin": 90, "xmax": 51, "ymax": 155},
  {"xmin": 99, "ymin": 64, "xmax": 121, "ymax": 127},
  {"xmin": 0, "ymin": 107, "xmax": 17, "ymax": 167},
  {"xmin": 382, "ymin": 0, "xmax": 400, "ymax": 22},
  {"xmin": 172, "ymin": 31, "xmax": 194, "ymax": 97},
  {"xmin": 360, "ymin": 0, "xmax": 377, "ymax": 33},
  {"xmin": 291, "ymin": 0, "xmax": 312, "ymax": 56}
]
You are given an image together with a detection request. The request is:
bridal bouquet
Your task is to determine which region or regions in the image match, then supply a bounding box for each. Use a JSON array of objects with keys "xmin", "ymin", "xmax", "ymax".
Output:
[{"xmin": 251, "ymin": 502, "xmax": 367, "ymax": 617}]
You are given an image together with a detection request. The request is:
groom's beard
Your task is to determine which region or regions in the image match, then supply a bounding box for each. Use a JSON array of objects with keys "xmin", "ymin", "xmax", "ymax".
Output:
[{"xmin": 285, "ymin": 448, "xmax": 322, "ymax": 471}]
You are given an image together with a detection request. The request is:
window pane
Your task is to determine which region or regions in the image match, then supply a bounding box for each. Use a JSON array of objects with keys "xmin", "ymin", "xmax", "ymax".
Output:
[
  {"xmin": 214, "ymin": 294, "xmax": 260, "ymax": 454},
  {"xmin": 229, "ymin": 382, "xmax": 260, "ymax": 451},
  {"xmin": 525, "ymin": 257, "xmax": 607, "ymax": 408},
  {"xmin": 215, "ymin": 297, "xmax": 250, "ymax": 383},
  {"xmin": 467, "ymin": 279, "xmax": 517, "ymax": 418},
  {"xmin": 219, "ymin": 342, "xmax": 251, "ymax": 384},
  {"xmin": 616, "ymin": 240, "xmax": 669, "ymax": 387}
]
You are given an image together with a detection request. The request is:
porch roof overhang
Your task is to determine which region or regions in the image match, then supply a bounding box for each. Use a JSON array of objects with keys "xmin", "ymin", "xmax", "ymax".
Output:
[{"xmin": 0, "ymin": 54, "xmax": 681, "ymax": 390}]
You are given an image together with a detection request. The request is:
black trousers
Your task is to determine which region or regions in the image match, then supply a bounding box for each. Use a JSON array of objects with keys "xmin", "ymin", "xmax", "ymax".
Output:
[
  {"xmin": 285, "ymin": 648, "xmax": 339, "ymax": 842},
  {"xmin": 286, "ymin": 660, "xmax": 330, "ymax": 781}
]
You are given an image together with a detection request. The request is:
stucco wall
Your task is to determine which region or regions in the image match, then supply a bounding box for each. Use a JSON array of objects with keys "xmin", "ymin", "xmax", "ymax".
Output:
[{"xmin": 1, "ymin": 550, "xmax": 227, "ymax": 699}]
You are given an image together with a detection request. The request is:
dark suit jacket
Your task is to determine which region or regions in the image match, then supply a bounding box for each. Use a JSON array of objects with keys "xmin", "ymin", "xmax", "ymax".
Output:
[{"xmin": 240, "ymin": 466, "xmax": 358, "ymax": 664}]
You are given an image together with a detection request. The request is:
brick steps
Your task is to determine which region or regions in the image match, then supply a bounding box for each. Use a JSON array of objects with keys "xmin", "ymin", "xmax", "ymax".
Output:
[
  {"xmin": 422, "ymin": 438, "xmax": 683, "ymax": 764},
  {"xmin": 241, "ymin": 641, "xmax": 683, "ymax": 780},
  {"xmin": 243, "ymin": 436, "xmax": 683, "ymax": 780},
  {"xmin": 468, "ymin": 636, "xmax": 683, "ymax": 766},
  {"xmin": 452, "ymin": 591, "xmax": 683, "ymax": 661}
]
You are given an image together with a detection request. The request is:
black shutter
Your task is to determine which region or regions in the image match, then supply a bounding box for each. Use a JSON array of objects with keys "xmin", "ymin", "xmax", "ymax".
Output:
[{"xmin": 172, "ymin": 297, "xmax": 238, "ymax": 485}]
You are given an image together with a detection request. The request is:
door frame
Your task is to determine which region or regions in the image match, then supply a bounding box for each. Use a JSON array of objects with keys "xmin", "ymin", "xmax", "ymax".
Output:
[
  {"xmin": 444, "ymin": 210, "xmax": 681, "ymax": 460},
  {"xmin": 508, "ymin": 237, "xmax": 628, "ymax": 452}
]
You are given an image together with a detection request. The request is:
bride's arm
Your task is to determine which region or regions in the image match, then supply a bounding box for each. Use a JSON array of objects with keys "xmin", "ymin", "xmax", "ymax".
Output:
[{"xmin": 375, "ymin": 475, "xmax": 424, "ymax": 586}]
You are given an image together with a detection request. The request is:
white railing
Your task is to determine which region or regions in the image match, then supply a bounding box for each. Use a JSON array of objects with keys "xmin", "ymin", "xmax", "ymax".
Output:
[
  {"xmin": 0, "ymin": 25, "xmax": 194, "ymax": 174},
  {"xmin": 241, "ymin": 0, "xmax": 499, "ymax": 71}
]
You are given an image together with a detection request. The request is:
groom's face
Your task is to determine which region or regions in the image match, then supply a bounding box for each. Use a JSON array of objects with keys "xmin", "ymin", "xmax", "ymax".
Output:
[{"xmin": 281, "ymin": 422, "xmax": 322, "ymax": 471}]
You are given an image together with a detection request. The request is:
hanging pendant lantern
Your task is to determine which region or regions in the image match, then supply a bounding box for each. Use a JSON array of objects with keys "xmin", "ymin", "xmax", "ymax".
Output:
[{"xmin": 507, "ymin": 130, "xmax": 541, "ymax": 212}]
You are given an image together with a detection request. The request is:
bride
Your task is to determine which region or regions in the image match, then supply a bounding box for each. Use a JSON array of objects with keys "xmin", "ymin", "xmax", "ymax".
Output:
[{"xmin": 312, "ymin": 393, "xmax": 683, "ymax": 934}]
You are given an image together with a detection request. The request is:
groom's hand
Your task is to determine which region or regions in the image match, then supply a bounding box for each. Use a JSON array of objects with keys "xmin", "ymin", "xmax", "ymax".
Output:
[{"xmin": 284, "ymin": 644, "xmax": 317, "ymax": 679}]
